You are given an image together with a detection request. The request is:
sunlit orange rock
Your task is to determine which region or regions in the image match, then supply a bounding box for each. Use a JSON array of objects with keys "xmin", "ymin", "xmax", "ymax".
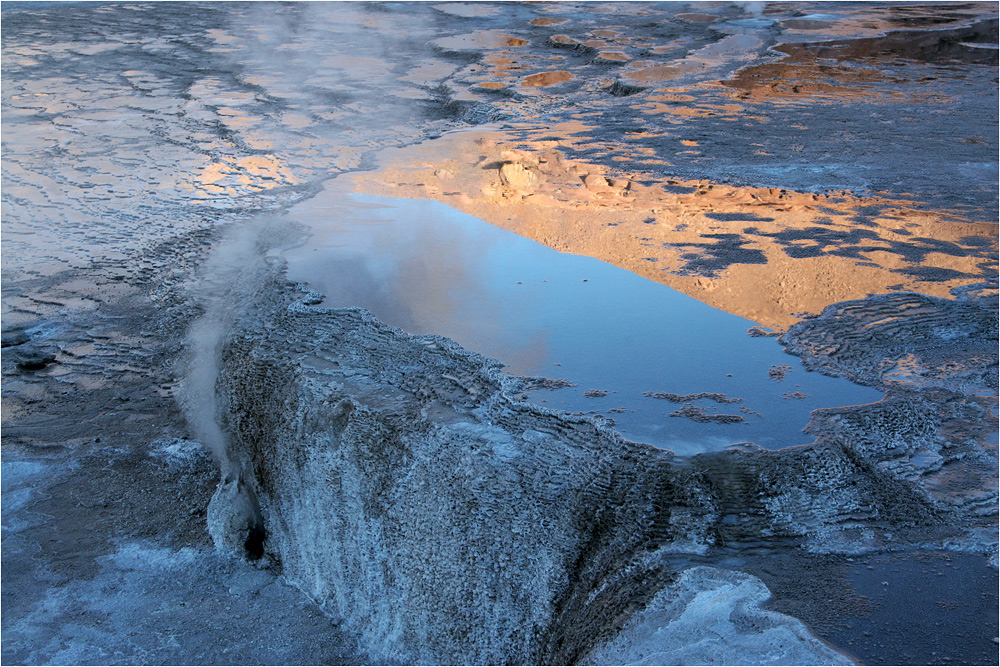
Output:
[{"xmin": 352, "ymin": 131, "xmax": 997, "ymax": 331}]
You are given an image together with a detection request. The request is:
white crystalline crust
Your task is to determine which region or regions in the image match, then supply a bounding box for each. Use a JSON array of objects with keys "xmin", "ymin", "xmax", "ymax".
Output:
[
  {"xmin": 216, "ymin": 296, "xmax": 717, "ymax": 664},
  {"xmin": 585, "ymin": 566, "xmax": 853, "ymax": 666},
  {"xmin": 208, "ymin": 266, "xmax": 993, "ymax": 664}
]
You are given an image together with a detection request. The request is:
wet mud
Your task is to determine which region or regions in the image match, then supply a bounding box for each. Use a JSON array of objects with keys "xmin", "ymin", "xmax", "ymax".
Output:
[{"xmin": 2, "ymin": 2, "xmax": 998, "ymax": 666}]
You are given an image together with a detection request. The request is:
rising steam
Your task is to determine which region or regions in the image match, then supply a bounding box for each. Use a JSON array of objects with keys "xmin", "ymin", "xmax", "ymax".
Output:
[
  {"xmin": 179, "ymin": 221, "xmax": 271, "ymax": 474},
  {"xmin": 178, "ymin": 218, "xmax": 298, "ymax": 557}
]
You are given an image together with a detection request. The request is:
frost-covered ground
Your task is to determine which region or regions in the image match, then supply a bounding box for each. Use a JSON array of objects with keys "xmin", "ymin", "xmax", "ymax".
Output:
[{"xmin": 2, "ymin": 2, "xmax": 997, "ymax": 665}]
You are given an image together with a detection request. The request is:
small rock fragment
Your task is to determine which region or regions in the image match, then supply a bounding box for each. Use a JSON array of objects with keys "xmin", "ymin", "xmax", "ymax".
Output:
[
  {"xmin": 11, "ymin": 345, "xmax": 58, "ymax": 371},
  {"xmin": 499, "ymin": 162, "xmax": 537, "ymax": 190}
]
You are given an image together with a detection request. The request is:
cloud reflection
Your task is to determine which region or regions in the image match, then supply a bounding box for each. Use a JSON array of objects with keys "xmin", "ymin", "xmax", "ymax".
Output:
[{"xmin": 282, "ymin": 188, "xmax": 553, "ymax": 371}]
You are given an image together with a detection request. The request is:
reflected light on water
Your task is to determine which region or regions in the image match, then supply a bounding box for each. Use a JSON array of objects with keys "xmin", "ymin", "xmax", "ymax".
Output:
[
  {"xmin": 281, "ymin": 184, "xmax": 885, "ymax": 453},
  {"xmin": 356, "ymin": 131, "xmax": 997, "ymax": 331}
]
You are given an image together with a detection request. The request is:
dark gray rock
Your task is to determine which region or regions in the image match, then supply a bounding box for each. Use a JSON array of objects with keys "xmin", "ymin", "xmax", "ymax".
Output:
[
  {"xmin": 10, "ymin": 345, "xmax": 58, "ymax": 371},
  {"xmin": 1, "ymin": 329, "xmax": 30, "ymax": 348}
]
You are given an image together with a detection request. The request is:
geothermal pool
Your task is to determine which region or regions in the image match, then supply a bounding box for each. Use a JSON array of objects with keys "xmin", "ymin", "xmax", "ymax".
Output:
[{"xmin": 281, "ymin": 183, "xmax": 883, "ymax": 454}]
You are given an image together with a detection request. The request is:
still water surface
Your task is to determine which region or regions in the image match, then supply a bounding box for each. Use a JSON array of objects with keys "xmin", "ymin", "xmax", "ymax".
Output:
[{"xmin": 282, "ymin": 184, "xmax": 883, "ymax": 454}]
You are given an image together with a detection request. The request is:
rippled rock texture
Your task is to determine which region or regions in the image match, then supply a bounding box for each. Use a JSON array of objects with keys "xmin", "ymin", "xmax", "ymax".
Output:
[{"xmin": 785, "ymin": 291, "xmax": 999, "ymax": 553}]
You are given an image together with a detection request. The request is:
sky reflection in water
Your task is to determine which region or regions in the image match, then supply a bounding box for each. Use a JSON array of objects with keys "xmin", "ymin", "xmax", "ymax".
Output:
[{"xmin": 282, "ymin": 188, "xmax": 883, "ymax": 454}]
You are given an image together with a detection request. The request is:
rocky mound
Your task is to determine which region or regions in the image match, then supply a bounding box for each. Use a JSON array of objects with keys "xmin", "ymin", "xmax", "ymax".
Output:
[{"xmin": 205, "ymin": 257, "xmax": 993, "ymax": 663}]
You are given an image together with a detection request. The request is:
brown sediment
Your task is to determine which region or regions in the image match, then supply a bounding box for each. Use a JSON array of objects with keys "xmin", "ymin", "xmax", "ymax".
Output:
[
  {"xmin": 595, "ymin": 51, "xmax": 630, "ymax": 64},
  {"xmin": 748, "ymin": 326, "xmax": 781, "ymax": 338},
  {"xmin": 189, "ymin": 153, "xmax": 302, "ymax": 198},
  {"xmin": 579, "ymin": 39, "xmax": 610, "ymax": 52},
  {"xmin": 726, "ymin": 16, "xmax": 999, "ymax": 102},
  {"xmin": 520, "ymin": 377, "xmax": 577, "ymax": 391},
  {"xmin": 547, "ymin": 34, "xmax": 579, "ymax": 47},
  {"xmin": 530, "ymin": 17, "xmax": 568, "ymax": 27},
  {"xmin": 769, "ymin": 364, "xmax": 794, "ymax": 382},
  {"xmin": 522, "ymin": 70, "xmax": 573, "ymax": 87},
  {"xmin": 769, "ymin": 2, "xmax": 997, "ymax": 43},
  {"xmin": 351, "ymin": 131, "xmax": 997, "ymax": 330},
  {"xmin": 724, "ymin": 62, "xmax": 912, "ymax": 102},
  {"xmin": 783, "ymin": 391, "xmax": 810, "ymax": 399},
  {"xmin": 647, "ymin": 91, "xmax": 696, "ymax": 102},
  {"xmin": 773, "ymin": 18, "xmax": 999, "ymax": 66},
  {"xmin": 624, "ymin": 63, "xmax": 697, "ymax": 82}
]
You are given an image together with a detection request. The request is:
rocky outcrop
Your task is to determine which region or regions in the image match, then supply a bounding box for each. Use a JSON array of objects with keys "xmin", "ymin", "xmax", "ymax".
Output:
[
  {"xmin": 781, "ymin": 290, "xmax": 999, "ymax": 553},
  {"xmin": 206, "ymin": 268, "xmax": 993, "ymax": 664},
  {"xmin": 211, "ymin": 272, "xmax": 718, "ymax": 664}
]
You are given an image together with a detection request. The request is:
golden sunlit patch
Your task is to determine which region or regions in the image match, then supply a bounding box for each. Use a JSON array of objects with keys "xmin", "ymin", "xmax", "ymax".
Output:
[
  {"xmin": 433, "ymin": 31, "xmax": 529, "ymax": 51},
  {"xmin": 530, "ymin": 17, "xmax": 568, "ymax": 26},
  {"xmin": 352, "ymin": 131, "xmax": 997, "ymax": 330},
  {"xmin": 522, "ymin": 71, "xmax": 573, "ymax": 87},
  {"xmin": 188, "ymin": 154, "xmax": 301, "ymax": 200},
  {"xmin": 547, "ymin": 35, "xmax": 579, "ymax": 46},
  {"xmin": 596, "ymin": 51, "xmax": 630, "ymax": 63}
]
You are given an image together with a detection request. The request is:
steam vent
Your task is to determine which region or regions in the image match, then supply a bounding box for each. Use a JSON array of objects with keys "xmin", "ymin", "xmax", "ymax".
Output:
[{"xmin": 2, "ymin": 2, "xmax": 997, "ymax": 666}]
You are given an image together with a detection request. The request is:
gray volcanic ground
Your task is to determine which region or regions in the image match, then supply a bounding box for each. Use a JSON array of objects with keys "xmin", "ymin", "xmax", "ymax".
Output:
[{"xmin": 2, "ymin": 2, "xmax": 998, "ymax": 666}]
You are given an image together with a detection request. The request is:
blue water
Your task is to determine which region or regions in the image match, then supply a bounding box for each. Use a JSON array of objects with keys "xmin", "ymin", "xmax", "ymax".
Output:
[{"xmin": 281, "ymin": 186, "xmax": 883, "ymax": 455}]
